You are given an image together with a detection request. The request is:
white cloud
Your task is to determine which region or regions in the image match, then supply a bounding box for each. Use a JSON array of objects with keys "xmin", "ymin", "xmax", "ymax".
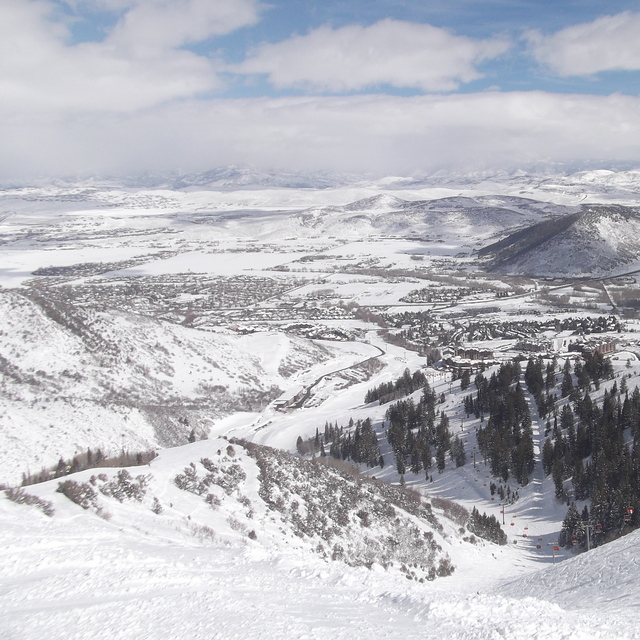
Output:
[
  {"xmin": 3, "ymin": 92, "xmax": 640, "ymax": 179},
  {"xmin": 0, "ymin": 0, "xmax": 262, "ymax": 114},
  {"xmin": 232, "ymin": 19, "xmax": 510, "ymax": 92},
  {"xmin": 526, "ymin": 11, "xmax": 640, "ymax": 76},
  {"xmin": 109, "ymin": 0, "xmax": 262, "ymax": 51},
  {"xmin": 2, "ymin": 5, "xmax": 640, "ymax": 180}
]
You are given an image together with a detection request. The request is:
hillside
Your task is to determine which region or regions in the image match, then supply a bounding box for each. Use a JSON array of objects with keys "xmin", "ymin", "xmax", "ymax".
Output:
[
  {"xmin": 3, "ymin": 168, "xmax": 640, "ymax": 639},
  {"xmin": 480, "ymin": 204, "xmax": 640, "ymax": 276},
  {"xmin": 2, "ymin": 436, "xmax": 639, "ymax": 639},
  {"xmin": 294, "ymin": 193, "xmax": 570, "ymax": 244},
  {"xmin": 0, "ymin": 288, "xmax": 376, "ymax": 485}
]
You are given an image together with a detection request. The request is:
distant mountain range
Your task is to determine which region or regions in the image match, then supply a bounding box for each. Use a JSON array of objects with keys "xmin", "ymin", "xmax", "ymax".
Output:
[
  {"xmin": 293, "ymin": 193, "xmax": 573, "ymax": 245},
  {"xmin": 6, "ymin": 165, "xmax": 640, "ymax": 194}
]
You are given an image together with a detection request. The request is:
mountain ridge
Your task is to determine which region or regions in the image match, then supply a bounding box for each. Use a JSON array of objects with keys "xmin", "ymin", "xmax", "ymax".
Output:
[{"xmin": 479, "ymin": 204, "xmax": 640, "ymax": 276}]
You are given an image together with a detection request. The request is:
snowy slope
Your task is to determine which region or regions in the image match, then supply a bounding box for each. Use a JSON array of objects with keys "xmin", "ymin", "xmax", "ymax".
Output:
[
  {"xmin": 294, "ymin": 193, "xmax": 571, "ymax": 244},
  {"xmin": 482, "ymin": 204, "xmax": 640, "ymax": 276},
  {"xmin": 0, "ymin": 289, "xmax": 376, "ymax": 484},
  {"xmin": 498, "ymin": 527, "xmax": 640, "ymax": 614},
  {"xmin": 2, "ymin": 436, "xmax": 640, "ymax": 640},
  {"xmin": 3, "ymin": 168, "xmax": 640, "ymax": 638}
]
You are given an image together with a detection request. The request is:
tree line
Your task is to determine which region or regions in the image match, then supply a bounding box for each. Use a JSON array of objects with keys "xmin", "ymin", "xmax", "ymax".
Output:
[
  {"xmin": 544, "ymin": 367, "xmax": 640, "ymax": 545},
  {"xmin": 296, "ymin": 417, "xmax": 383, "ymax": 469}
]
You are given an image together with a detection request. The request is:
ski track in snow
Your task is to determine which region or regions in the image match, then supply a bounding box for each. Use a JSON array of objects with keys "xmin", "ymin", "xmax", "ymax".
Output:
[{"xmin": 3, "ymin": 495, "xmax": 639, "ymax": 640}]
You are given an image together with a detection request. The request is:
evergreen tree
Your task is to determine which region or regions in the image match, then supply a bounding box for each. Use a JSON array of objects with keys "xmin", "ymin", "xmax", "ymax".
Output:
[
  {"xmin": 450, "ymin": 435, "xmax": 467, "ymax": 468},
  {"xmin": 559, "ymin": 502, "xmax": 585, "ymax": 548},
  {"xmin": 552, "ymin": 457, "xmax": 565, "ymax": 500},
  {"xmin": 561, "ymin": 364, "xmax": 574, "ymax": 398}
]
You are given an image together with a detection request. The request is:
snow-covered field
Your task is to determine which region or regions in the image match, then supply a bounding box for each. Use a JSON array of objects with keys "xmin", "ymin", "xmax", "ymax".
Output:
[{"xmin": 3, "ymin": 169, "xmax": 640, "ymax": 639}]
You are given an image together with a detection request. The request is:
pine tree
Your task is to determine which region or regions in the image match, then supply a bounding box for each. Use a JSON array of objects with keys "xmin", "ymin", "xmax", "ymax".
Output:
[
  {"xmin": 561, "ymin": 366, "xmax": 574, "ymax": 398},
  {"xmin": 450, "ymin": 435, "xmax": 467, "ymax": 467},
  {"xmin": 542, "ymin": 438, "xmax": 554, "ymax": 476},
  {"xmin": 559, "ymin": 502, "xmax": 585, "ymax": 548},
  {"xmin": 396, "ymin": 453, "xmax": 406, "ymax": 476},
  {"xmin": 552, "ymin": 456, "xmax": 565, "ymax": 500}
]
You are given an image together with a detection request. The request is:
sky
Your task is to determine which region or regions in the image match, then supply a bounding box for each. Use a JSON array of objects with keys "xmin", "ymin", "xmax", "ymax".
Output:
[{"xmin": 2, "ymin": 0, "xmax": 640, "ymax": 180}]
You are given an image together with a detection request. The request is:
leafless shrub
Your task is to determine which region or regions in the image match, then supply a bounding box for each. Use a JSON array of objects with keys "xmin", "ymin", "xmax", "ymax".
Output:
[
  {"xmin": 238, "ymin": 438, "xmax": 451, "ymax": 580},
  {"xmin": 436, "ymin": 557, "xmax": 455, "ymax": 577},
  {"xmin": 205, "ymin": 493, "xmax": 222, "ymax": 509},
  {"xmin": 191, "ymin": 524, "xmax": 216, "ymax": 542},
  {"xmin": 174, "ymin": 464, "xmax": 207, "ymax": 495},
  {"xmin": 227, "ymin": 516, "xmax": 246, "ymax": 533},
  {"xmin": 314, "ymin": 456, "xmax": 361, "ymax": 478},
  {"xmin": 100, "ymin": 469, "xmax": 149, "ymax": 502},
  {"xmin": 57, "ymin": 480, "xmax": 100, "ymax": 511},
  {"xmin": 203, "ymin": 463, "xmax": 247, "ymax": 494},
  {"xmin": 4, "ymin": 487, "xmax": 55, "ymax": 517},
  {"xmin": 430, "ymin": 496, "xmax": 469, "ymax": 527}
]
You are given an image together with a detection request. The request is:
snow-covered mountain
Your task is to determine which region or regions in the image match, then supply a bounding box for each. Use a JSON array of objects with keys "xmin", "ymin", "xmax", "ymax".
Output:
[
  {"xmin": 4, "ymin": 167, "xmax": 640, "ymax": 640},
  {"xmin": 0, "ymin": 289, "xmax": 376, "ymax": 485},
  {"xmin": 2, "ymin": 172, "xmax": 640, "ymax": 481},
  {"xmin": 7, "ymin": 165, "xmax": 640, "ymax": 195},
  {"xmin": 480, "ymin": 204, "xmax": 640, "ymax": 276},
  {"xmin": 294, "ymin": 193, "xmax": 573, "ymax": 243}
]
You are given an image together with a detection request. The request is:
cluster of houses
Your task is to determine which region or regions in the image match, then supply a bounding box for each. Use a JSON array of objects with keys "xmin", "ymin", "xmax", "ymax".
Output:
[{"xmin": 439, "ymin": 335, "xmax": 620, "ymax": 374}]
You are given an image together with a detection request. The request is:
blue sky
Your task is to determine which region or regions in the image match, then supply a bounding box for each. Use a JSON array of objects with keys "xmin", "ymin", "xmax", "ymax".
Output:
[{"xmin": 2, "ymin": 0, "xmax": 640, "ymax": 179}]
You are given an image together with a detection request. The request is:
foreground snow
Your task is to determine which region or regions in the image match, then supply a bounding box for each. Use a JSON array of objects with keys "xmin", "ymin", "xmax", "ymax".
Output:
[
  {"xmin": 2, "ymin": 437, "xmax": 640, "ymax": 640},
  {"xmin": 2, "ymin": 498, "xmax": 638, "ymax": 640}
]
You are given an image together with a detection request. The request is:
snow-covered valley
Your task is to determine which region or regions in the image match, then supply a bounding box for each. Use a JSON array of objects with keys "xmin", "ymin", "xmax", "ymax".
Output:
[{"xmin": 3, "ymin": 169, "xmax": 640, "ymax": 639}]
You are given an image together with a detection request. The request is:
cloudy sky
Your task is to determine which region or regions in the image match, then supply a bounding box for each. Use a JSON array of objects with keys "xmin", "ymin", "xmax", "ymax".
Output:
[{"xmin": 2, "ymin": 0, "xmax": 640, "ymax": 180}]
